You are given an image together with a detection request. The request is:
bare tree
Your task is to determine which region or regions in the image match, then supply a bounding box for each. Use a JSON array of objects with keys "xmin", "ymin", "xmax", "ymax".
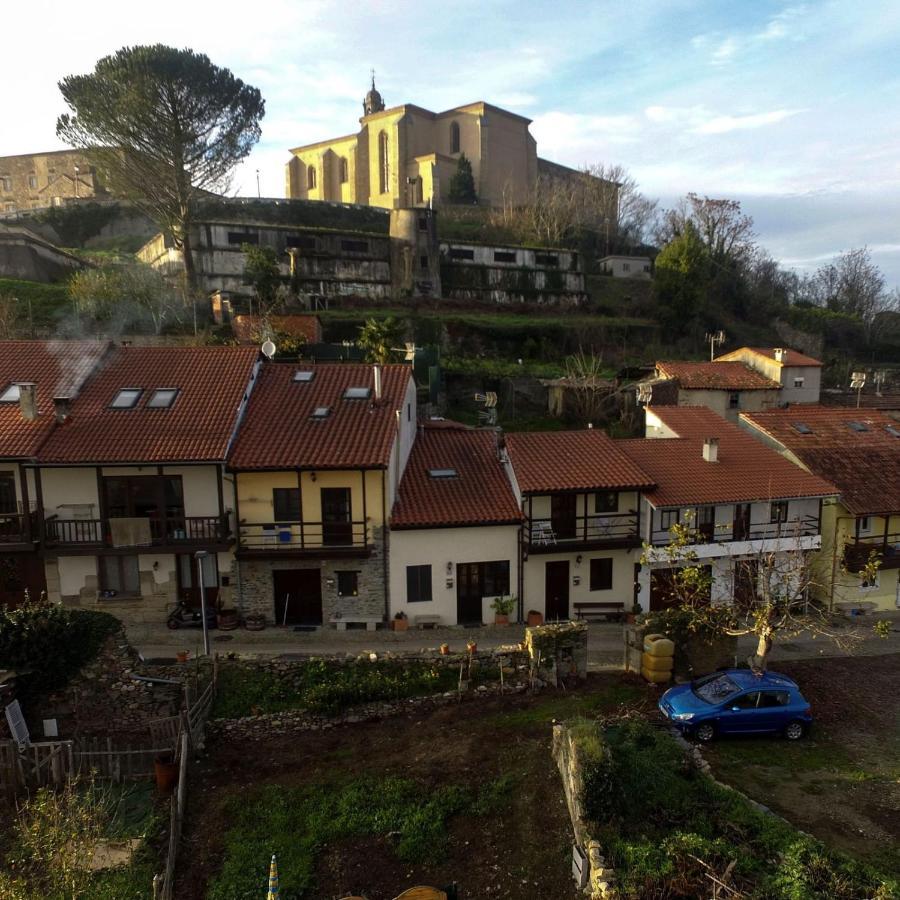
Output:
[
  {"xmin": 656, "ymin": 193, "xmax": 756, "ymax": 265},
  {"xmin": 0, "ymin": 293, "xmax": 22, "ymax": 338},
  {"xmin": 562, "ymin": 349, "xmax": 613, "ymax": 423}
]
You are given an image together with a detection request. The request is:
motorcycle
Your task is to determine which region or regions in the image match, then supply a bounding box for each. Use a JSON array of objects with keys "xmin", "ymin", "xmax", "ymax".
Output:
[{"xmin": 166, "ymin": 598, "xmax": 218, "ymax": 630}]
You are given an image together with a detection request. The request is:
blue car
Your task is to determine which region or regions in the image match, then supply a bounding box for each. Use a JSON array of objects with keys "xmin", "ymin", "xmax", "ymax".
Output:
[{"xmin": 659, "ymin": 669, "xmax": 813, "ymax": 742}]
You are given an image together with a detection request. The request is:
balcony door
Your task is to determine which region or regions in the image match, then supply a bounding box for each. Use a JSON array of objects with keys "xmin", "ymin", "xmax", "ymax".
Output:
[
  {"xmin": 733, "ymin": 504, "xmax": 751, "ymax": 542},
  {"xmin": 551, "ymin": 494, "xmax": 577, "ymax": 540},
  {"xmin": 321, "ymin": 487, "xmax": 352, "ymax": 546},
  {"xmin": 0, "ymin": 473, "xmax": 16, "ymax": 513},
  {"xmin": 104, "ymin": 475, "xmax": 184, "ymax": 543}
]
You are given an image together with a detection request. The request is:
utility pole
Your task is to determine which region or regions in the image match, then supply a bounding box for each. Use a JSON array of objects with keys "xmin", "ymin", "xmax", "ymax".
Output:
[
  {"xmin": 256, "ymin": 169, "xmax": 261, "ymax": 199},
  {"xmin": 195, "ymin": 551, "xmax": 211, "ymax": 657}
]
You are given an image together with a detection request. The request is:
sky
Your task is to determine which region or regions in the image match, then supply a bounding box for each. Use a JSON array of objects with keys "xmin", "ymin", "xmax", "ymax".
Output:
[{"xmin": 3, "ymin": 0, "xmax": 899, "ymax": 287}]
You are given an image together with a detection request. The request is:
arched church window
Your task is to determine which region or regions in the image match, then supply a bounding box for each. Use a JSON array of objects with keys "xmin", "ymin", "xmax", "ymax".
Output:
[
  {"xmin": 339, "ymin": 157, "xmax": 349, "ymax": 183},
  {"xmin": 450, "ymin": 121, "xmax": 460, "ymax": 154},
  {"xmin": 378, "ymin": 131, "xmax": 389, "ymax": 194},
  {"xmin": 307, "ymin": 166, "xmax": 317, "ymax": 190}
]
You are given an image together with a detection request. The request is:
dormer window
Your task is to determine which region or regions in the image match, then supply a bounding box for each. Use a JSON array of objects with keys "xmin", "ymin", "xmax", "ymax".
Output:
[
  {"xmin": 343, "ymin": 387, "xmax": 371, "ymax": 400},
  {"xmin": 147, "ymin": 388, "xmax": 179, "ymax": 409},
  {"xmin": 791, "ymin": 422, "xmax": 812, "ymax": 434},
  {"xmin": 428, "ymin": 468, "xmax": 457, "ymax": 479},
  {"xmin": 293, "ymin": 371, "xmax": 315, "ymax": 383},
  {"xmin": 0, "ymin": 383, "xmax": 19, "ymax": 402},
  {"xmin": 110, "ymin": 388, "xmax": 142, "ymax": 409},
  {"xmin": 311, "ymin": 406, "xmax": 331, "ymax": 419}
]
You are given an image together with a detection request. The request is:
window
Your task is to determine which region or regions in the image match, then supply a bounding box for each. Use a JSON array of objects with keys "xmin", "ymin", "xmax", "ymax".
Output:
[
  {"xmin": 857, "ymin": 516, "xmax": 871, "ymax": 535},
  {"xmin": 535, "ymin": 253, "xmax": 559, "ymax": 266},
  {"xmin": 793, "ymin": 377, "xmax": 805, "ymax": 388},
  {"xmin": 4, "ymin": 203, "xmax": 15, "ymax": 213},
  {"xmin": 178, "ymin": 553, "xmax": 218, "ymax": 590},
  {"xmin": 343, "ymin": 386, "xmax": 371, "ymax": 400},
  {"xmin": 28, "ymin": 175, "xmax": 37, "ymax": 190},
  {"xmin": 886, "ymin": 425, "xmax": 900, "ymax": 438},
  {"xmin": 450, "ymin": 121, "xmax": 460, "ymax": 154},
  {"xmin": 493, "ymin": 250, "xmax": 516, "ymax": 263},
  {"xmin": 406, "ymin": 403, "xmax": 411, "ymax": 422},
  {"xmin": 728, "ymin": 391, "xmax": 740, "ymax": 409},
  {"xmin": 311, "ymin": 406, "xmax": 331, "ymax": 419},
  {"xmin": 406, "ymin": 564, "xmax": 432, "ymax": 602},
  {"xmin": 293, "ymin": 370, "xmax": 315, "ymax": 383},
  {"xmin": 590, "ymin": 558, "xmax": 613, "ymax": 591},
  {"xmin": 418, "ymin": 216, "xmax": 428, "ymax": 232},
  {"xmin": 0, "ymin": 383, "xmax": 19, "ymax": 402},
  {"xmin": 847, "ymin": 421, "xmax": 869, "ymax": 432},
  {"xmin": 643, "ymin": 264, "xmax": 651, "ymax": 272},
  {"xmin": 273, "ymin": 488, "xmax": 301, "ymax": 522},
  {"xmin": 339, "ymin": 157, "xmax": 349, "ymax": 183},
  {"xmin": 420, "ymin": 254, "xmax": 429, "ymax": 270},
  {"xmin": 594, "ymin": 492, "xmax": 618, "ymax": 513},
  {"xmin": 0, "ymin": 473, "xmax": 16, "ymax": 513},
  {"xmin": 307, "ymin": 166, "xmax": 316, "ymax": 189},
  {"xmin": 147, "ymin": 388, "xmax": 179, "ymax": 409},
  {"xmin": 0, "ymin": 177, "xmax": 11, "ymax": 192},
  {"xmin": 286, "ymin": 235, "xmax": 316, "ymax": 250},
  {"xmin": 428, "ymin": 468, "xmax": 457, "ymax": 479},
  {"xmin": 228, "ymin": 232, "xmax": 258, "ymax": 245},
  {"xmin": 770, "ymin": 501, "xmax": 789, "ymax": 524},
  {"xmin": 449, "ymin": 247, "xmax": 474, "ymax": 261},
  {"xmin": 110, "ymin": 388, "xmax": 142, "ymax": 409},
  {"xmin": 481, "ymin": 560, "xmax": 510, "ymax": 596},
  {"xmin": 99, "ymin": 555, "xmax": 140, "ymax": 595},
  {"xmin": 760, "ymin": 691, "xmax": 790, "ymax": 707},
  {"xmin": 378, "ymin": 131, "xmax": 389, "ymax": 194},
  {"xmin": 340, "ymin": 239, "xmax": 369, "ymax": 253},
  {"xmin": 733, "ymin": 692, "xmax": 761, "ymax": 710},
  {"xmin": 792, "ymin": 422, "xmax": 812, "ymax": 434},
  {"xmin": 660, "ymin": 509, "xmax": 679, "ymax": 530},
  {"xmin": 337, "ymin": 570, "xmax": 359, "ymax": 597},
  {"xmin": 622, "ymin": 262, "xmax": 631, "ymax": 272}
]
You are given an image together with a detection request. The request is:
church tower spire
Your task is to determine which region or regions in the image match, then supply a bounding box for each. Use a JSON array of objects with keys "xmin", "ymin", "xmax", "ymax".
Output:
[{"xmin": 363, "ymin": 69, "xmax": 385, "ymax": 116}]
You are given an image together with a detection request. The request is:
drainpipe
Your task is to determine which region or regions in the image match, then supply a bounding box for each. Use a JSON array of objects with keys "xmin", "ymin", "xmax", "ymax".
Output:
[{"xmin": 382, "ymin": 468, "xmax": 389, "ymax": 622}]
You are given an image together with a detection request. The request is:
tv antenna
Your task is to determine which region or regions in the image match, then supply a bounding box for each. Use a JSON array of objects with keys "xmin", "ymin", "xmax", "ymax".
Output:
[
  {"xmin": 261, "ymin": 339, "xmax": 276, "ymax": 360},
  {"xmin": 704, "ymin": 330, "xmax": 726, "ymax": 361},
  {"xmin": 873, "ymin": 370, "xmax": 887, "ymax": 396},
  {"xmin": 474, "ymin": 391, "xmax": 498, "ymax": 427},
  {"xmin": 391, "ymin": 342, "xmax": 418, "ymax": 362},
  {"xmin": 636, "ymin": 383, "xmax": 653, "ymax": 406},
  {"xmin": 850, "ymin": 371, "xmax": 866, "ymax": 408}
]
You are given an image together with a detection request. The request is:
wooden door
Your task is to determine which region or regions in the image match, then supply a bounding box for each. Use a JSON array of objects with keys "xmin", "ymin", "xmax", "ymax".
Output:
[
  {"xmin": 551, "ymin": 494, "xmax": 577, "ymax": 540},
  {"xmin": 545, "ymin": 560, "xmax": 570, "ymax": 621},
  {"xmin": 321, "ymin": 488, "xmax": 352, "ymax": 546},
  {"xmin": 273, "ymin": 569, "xmax": 322, "ymax": 626},
  {"xmin": 733, "ymin": 503, "xmax": 751, "ymax": 541},
  {"xmin": 177, "ymin": 554, "xmax": 220, "ymax": 609},
  {"xmin": 456, "ymin": 563, "xmax": 483, "ymax": 625}
]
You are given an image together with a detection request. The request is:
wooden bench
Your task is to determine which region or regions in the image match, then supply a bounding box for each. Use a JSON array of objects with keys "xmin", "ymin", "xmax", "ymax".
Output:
[
  {"xmin": 413, "ymin": 614, "xmax": 442, "ymax": 629},
  {"xmin": 573, "ymin": 601, "xmax": 624, "ymax": 623},
  {"xmin": 329, "ymin": 616, "xmax": 381, "ymax": 632}
]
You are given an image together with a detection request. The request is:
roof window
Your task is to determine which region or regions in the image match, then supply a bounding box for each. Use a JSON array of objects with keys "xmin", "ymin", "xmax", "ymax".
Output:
[
  {"xmin": 147, "ymin": 388, "xmax": 179, "ymax": 409},
  {"xmin": 0, "ymin": 383, "xmax": 20, "ymax": 402},
  {"xmin": 293, "ymin": 371, "xmax": 315, "ymax": 383},
  {"xmin": 791, "ymin": 422, "xmax": 812, "ymax": 434},
  {"xmin": 311, "ymin": 406, "xmax": 331, "ymax": 419},
  {"xmin": 847, "ymin": 421, "xmax": 869, "ymax": 432},
  {"xmin": 885, "ymin": 425, "xmax": 900, "ymax": 438},
  {"xmin": 110, "ymin": 388, "xmax": 142, "ymax": 409},
  {"xmin": 343, "ymin": 386, "xmax": 371, "ymax": 400},
  {"xmin": 428, "ymin": 468, "xmax": 458, "ymax": 479}
]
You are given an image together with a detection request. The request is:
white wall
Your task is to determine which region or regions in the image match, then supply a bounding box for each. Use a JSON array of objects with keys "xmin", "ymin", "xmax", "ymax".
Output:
[
  {"xmin": 40, "ymin": 467, "xmax": 99, "ymax": 515},
  {"xmin": 389, "ymin": 525, "xmax": 519, "ymax": 625},
  {"xmin": 779, "ymin": 365, "xmax": 821, "ymax": 404}
]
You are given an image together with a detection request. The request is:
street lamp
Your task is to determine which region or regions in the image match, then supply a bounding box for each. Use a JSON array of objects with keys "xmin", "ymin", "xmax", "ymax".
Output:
[
  {"xmin": 256, "ymin": 169, "xmax": 261, "ymax": 199},
  {"xmin": 73, "ymin": 165, "xmax": 80, "ymax": 199},
  {"xmin": 194, "ymin": 550, "xmax": 211, "ymax": 656}
]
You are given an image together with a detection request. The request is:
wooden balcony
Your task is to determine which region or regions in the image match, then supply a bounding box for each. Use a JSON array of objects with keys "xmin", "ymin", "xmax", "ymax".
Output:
[
  {"xmin": 237, "ymin": 521, "xmax": 372, "ymax": 558},
  {"xmin": 844, "ymin": 533, "xmax": 900, "ymax": 573},
  {"xmin": 43, "ymin": 515, "xmax": 231, "ymax": 551},
  {"xmin": 527, "ymin": 512, "xmax": 640, "ymax": 554},
  {"xmin": 650, "ymin": 515, "xmax": 820, "ymax": 546},
  {"xmin": 0, "ymin": 511, "xmax": 38, "ymax": 549}
]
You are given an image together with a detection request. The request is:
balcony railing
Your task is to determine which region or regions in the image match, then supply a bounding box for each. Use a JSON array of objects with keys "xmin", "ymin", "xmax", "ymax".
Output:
[
  {"xmin": 528, "ymin": 512, "xmax": 639, "ymax": 551},
  {"xmin": 844, "ymin": 533, "xmax": 900, "ymax": 572},
  {"xmin": 650, "ymin": 515, "xmax": 821, "ymax": 546},
  {"xmin": 43, "ymin": 515, "xmax": 230, "ymax": 548},
  {"xmin": 0, "ymin": 511, "xmax": 36, "ymax": 545},
  {"xmin": 238, "ymin": 521, "xmax": 370, "ymax": 553}
]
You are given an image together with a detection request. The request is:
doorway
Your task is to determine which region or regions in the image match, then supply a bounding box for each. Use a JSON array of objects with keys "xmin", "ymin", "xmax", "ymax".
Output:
[
  {"xmin": 550, "ymin": 494, "xmax": 577, "ymax": 540},
  {"xmin": 273, "ymin": 568, "xmax": 322, "ymax": 626},
  {"xmin": 545, "ymin": 560, "xmax": 570, "ymax": 621},
  {"xmin": 321, "ymin": 488, "xmax": 352, "ymax": 546},
  {"xmin": 457, "ymin": 563, "xmax": 484, "ymax": 625},
  {"xmin": 177, "ymin": 554, "xmax": 220, "ymax": 609},
  {"xmin": 733, "ymin": 503, "xmax": 751, "ymax": 541}
]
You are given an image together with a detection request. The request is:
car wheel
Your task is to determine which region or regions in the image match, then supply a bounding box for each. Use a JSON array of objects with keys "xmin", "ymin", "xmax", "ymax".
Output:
[
  {"xmin": 695, "ymin": 722, "xmax": 715, "ymax": 743},
  {"xmin": 167, "ymin": 619, "xmax": 180, "ymax": 630},
  {"xmin": 784, "ymin": 721, "xmax": 805, "ymax": 741}
]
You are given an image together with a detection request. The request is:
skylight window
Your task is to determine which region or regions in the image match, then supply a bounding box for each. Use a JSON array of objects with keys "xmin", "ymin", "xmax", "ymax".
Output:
[
  {"xmin": 293, "ymin": 370, "xmax": 315, "ymax": 383},
  {"xmin": 110, "ymin": 388, "xmax": 142, "ymax": 409},
  {"xmin": 343, "ymin": 386, "xmax": 371, "ymax": 400},
  {"xmin": 791, "ymin": 422, "xmax": 812, "ymax": 434},
  {"xmin": 847, "ymin": 421, "xmax": 869, "ymax": 432},
  {"xmin": 147, "ymin": 388, "xmax": 179, "ymax": 409},
  {"xmin": 428, "ymin": 468, "xmax": 458, "ymax": 479},
  {"xmin": 886, "ymin": 425, "xmax": 900, "ymax": 438},
  {"xmin": 311, "ymin": 406, "xmax": 331, "ymax": 419},
  {"xmin": 0, "ymin": 383, "xmax": 20, "ymax": 402}
]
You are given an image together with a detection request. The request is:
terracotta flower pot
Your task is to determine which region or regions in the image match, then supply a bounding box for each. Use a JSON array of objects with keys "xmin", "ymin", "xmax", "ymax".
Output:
[
  {"xmin": 494, "ymin": 614, "xmax": 509, "ymax": 626},
  {"xmin": 154, "ymin": 754, "xmax": 178, "ymax": 794},
  {"xmin": 527, "ymin": 611, "xmax": 543, "ymax": 627},
  {"xmin": 439, "ymin": 643, "xmax": 450, "ymax": 655},
  {"xmin": 217, "ymin": 609, "xmax": 239, "ymax": 631},
  {"xmin": 393, "ymin": 618, "xmax": 409, "ymax": 632},
  {"xmin": 244, "ymin": 615, "xmax": 266, "ymax": 631},
  {"xmin": 176, "ymin": 650, "xmax": 189, "ymax": 664},
  {"xmin": 466, "ymin": 641, "xmax": 477, "ymax": 654}
]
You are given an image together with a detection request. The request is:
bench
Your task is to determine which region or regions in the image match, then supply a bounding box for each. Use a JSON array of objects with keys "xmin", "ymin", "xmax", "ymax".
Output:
[
  {"xmin": 573, "ymin": 601, "xmax": 624, "ymax": 623},
  {"xmin": 413, "ymin": 614, "xmax": 442, "ymax": 629},
  {"xmin": 329, "ymin": 615, "xmax": 381, "ymax": 632}
]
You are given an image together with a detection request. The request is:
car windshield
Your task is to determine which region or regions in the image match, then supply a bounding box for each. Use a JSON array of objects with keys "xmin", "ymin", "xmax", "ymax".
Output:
[{"xmin": 692, "ymin": 673, "xmax": 741, "ymax": 704}]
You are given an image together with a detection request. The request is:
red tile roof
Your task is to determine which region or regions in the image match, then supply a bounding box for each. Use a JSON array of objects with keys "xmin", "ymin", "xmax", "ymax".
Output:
[
  {"xmin": 656, "ymin": 360, "xmax": 780, "ymax": 390},
  {"xmin": 391, "ymin": 429, "xmax": 522, "ymax": 529},
  {"xmin": 228, "ymin": 363, "xmax": 412, "ymax": 470},
  {"xmin": 618, "ymin": 406, "xmax": 836, "ymax": 507},
  {"xmin": 0, "ymin": 341, "xmax": 110, "ymax": 459},
  {"xmin": 232, "ymin": 314, "xmax": 322, "ymax": 345},
  {"xmin": 717, "ymin": 347, "xmax": 823, "ymax": 367},
  {"xmin": 798, "ymin": 448, "xmax": 900, "ymax": 515},
  {"xmin": 37, "ymin": 346, "xmax": 259, "ymax": 463},
  {"xmin": 506, "ymin": 430, "xmax": 654, "ymax": 494}
]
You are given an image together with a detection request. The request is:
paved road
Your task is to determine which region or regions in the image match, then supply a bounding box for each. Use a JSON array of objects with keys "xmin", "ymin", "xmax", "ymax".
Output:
[{"xmin": 130, "ymin": 612, "xmax": 900, "ymax": 669}]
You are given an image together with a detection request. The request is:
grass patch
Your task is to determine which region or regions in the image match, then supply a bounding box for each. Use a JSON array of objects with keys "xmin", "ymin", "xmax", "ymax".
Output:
[
  {"xmin": 583, "ymin": 720, "xmax": 898, "ymax": 898},
  {"xmin": 211, "ymin": 659, "xmax": 465, "ymax": 719},
  {"xmin": 0, "ymin": 278, "xmax": 71, "ymax": 330},
  {"xmin": 707, "ymin": 734, "xmax": 856, "ymax": 776},
  {"xmin": 492, "ymin": 682, "xmax": 647, "ymax": 729},
  {"xmin": 208, "ymin": 774, "xmax": 513, "ymax": 899}
]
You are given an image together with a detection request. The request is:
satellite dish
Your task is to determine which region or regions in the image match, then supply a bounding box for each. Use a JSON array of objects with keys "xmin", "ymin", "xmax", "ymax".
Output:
[
  {"xmin": 5, "ymin": 699, "xmax": 30, "ymax": 749},
  {"xmin": 261, "ymin": 340, "xmax": 276, "ymax": 360}
]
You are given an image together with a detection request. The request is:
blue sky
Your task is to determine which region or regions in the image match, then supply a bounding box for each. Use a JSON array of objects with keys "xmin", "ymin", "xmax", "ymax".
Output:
[{"xmin": 4, "ymin": 0, "xmax": 899, "ymax": 286}]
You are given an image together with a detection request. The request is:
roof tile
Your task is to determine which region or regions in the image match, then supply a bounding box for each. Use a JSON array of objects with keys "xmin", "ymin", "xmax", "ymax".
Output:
[{"xmin": 656, "ymin": 360, "xmax": 780, "ymax": 390}]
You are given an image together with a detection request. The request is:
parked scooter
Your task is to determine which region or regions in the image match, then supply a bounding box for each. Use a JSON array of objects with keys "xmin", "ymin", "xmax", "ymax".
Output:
[{"xmin": 166, "ymin": 598, "xmax": 217, "ymax": 630}]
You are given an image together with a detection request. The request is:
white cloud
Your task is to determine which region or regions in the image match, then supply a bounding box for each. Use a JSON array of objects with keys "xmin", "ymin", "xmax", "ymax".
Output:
[
  {"xmin": 693, "ymin": 108, "xmax": 806, "ymax": 134},
  {"xmin": 710, "ymin": 37, "xmax": 739, "ymax": 65}
]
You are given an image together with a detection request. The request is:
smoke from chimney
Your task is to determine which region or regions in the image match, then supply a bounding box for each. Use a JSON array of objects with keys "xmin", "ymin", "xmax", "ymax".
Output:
[{"xmin": 17, "ymin": 383, "xmax": 37, "ymax": 422}]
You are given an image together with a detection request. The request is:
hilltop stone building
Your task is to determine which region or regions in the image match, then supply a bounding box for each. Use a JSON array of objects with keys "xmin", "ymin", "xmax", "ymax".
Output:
[
  {"xmin": 0, "ymin": 150, "xmax": 109, "ymax": 215},
  {"xmin": 285, "ymin": 78, "xmax": 603, "ymax": 210}
]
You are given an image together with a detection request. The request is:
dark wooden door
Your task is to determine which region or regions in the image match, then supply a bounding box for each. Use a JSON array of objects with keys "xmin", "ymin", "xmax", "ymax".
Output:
[
  {"xmin": 456, "ymin": 563, "xmax": 484, "ymax": 625},
  {"xmin": 321, "ymin": 488, "xmax": 352, "ymax": 546},
  {"xmin": 0, "ymin": 474, "xmax": 16, "ymax": 513},
  {"xmin": 545, "ymin": 560, "xmax": 570, "ymax": 621},
  {"xmin": 177, "ymin": 554, "xmax": 220, "ymax": 610},
  {"xmin": 733, "ymin": 503, "xmax": 751, "ymax": 541},
  {"xmin": 273, "ymin": 569, "xmax": 322, "ymax": 626},
  {"xmin": 551, "ymin": 494, "xmax": 577, "ymax": 540}
]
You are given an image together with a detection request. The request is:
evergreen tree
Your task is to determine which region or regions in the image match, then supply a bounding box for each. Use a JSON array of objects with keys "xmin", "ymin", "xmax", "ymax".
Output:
[{"xmin": 446, "ymin": 154, "xmax": 478, "ymax": 204}]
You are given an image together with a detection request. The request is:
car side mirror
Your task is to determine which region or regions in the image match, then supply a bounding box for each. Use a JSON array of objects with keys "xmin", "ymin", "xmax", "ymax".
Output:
[{"xmin": 730, "ymin": 706, "xmax": 740, "ymax": 712}]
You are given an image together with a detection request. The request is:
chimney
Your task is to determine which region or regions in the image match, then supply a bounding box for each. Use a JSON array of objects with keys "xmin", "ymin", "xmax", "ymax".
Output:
[
  {"xmin": 53, "ymin": 396, "xmax": 71, "ymax": 423},
  {"xmin": 373, "ymin": 364, "xmax": 383, "ymax": 401},
  {"xmin": 702, "ymin": 437, "xmax": 719, "ymax": 463},
  {"xmin": 17, "ymin": 383, "xmax": 37, "ymax": 422},
  {"xmin": 773, "ymin": 348, "xmax": 786, "ymax": 362}
]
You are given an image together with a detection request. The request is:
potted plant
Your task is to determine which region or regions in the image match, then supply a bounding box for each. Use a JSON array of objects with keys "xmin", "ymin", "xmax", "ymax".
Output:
[
  {"xmin": 466, "ymin": 639, "xmax": 477, "ymax": 654},
  {"xmin": 217, "ymin": 607, "xmax": 239, "ymax": 630},
  {"xmin": 527, "ymin": 609, "xmax": 544, "ymax": 627},
  {"xmin": 392, "ymin": 611, "xmax": 409, "ymax": 632},
  {"xmin": 176, "ymin": 650, "xmax": 189, "ymax": 664},
  {"xmin": 491, "ymin": 595, "xmax": 516, "ymax": 626},
  {"xmin": 439, "ymin": 642, "xmax": 450, "ymax": 656},
  {"xmin": 244, "ymin": 613, "xmax": 266, "ymax": 631},
  {"xmin": 626, "ymin": 602, "xmax": 642, "ymax": 625}
]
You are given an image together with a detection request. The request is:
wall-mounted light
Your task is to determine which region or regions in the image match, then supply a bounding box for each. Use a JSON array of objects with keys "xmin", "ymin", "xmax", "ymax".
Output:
[
  {"xmin": 446, "ymin": 578, "xmax": 454, "ymax": 589},
  {"xmin": 310, "ymin": 471, "xmax": 317, "ymax": 482},
  {"xmin": 573, "ymin": 575, "xmax": 581, "ymax": 586},
  {"xmin": 575, "ymin": 555, "xmax": 583, "ymax": 565},
  {"xmin": 446, "ymin": 561, "xmax": 453, "ymax": 574},
  {"xmin": 152, "ymin": 560, "xmax": 159, "ymax": 571}
]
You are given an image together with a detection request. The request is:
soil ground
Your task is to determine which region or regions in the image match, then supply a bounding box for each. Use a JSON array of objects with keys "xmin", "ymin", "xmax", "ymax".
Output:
[
  {"xmin": 702, "ymin": 653, "xmax": 900, "ymax": 878},
  {"xmin": 177, "ymin": 673, "xmax": 652, "ymax": 900}
]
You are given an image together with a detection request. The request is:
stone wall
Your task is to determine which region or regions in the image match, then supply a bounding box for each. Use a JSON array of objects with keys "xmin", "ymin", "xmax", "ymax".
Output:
[
  {"xmin": 0, "ymin": 224, "xmax": 86, "ymax": 282},
  {"xmin": 525, "ymin": 621, "xmax": 589, "ymax": 685}
]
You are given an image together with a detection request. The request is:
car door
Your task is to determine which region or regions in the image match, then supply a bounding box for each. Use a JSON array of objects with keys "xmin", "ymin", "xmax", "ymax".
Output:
[{"xmin": 719, "ymin": 691, "xmax": 763, "ymax": 734}]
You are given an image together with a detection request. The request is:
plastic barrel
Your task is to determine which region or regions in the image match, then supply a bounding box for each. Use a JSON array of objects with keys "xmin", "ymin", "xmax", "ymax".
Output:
[
  {"xmin": 643, "ymin": 634, "xmax": 675, "ymax": 657},
  {"xmin": 641, "ymin": 666, "xmax": 672, "ymax": 684},
  {"xmin": 641, "ymin": 652, "xmax": 674, "ymax": 673}
]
